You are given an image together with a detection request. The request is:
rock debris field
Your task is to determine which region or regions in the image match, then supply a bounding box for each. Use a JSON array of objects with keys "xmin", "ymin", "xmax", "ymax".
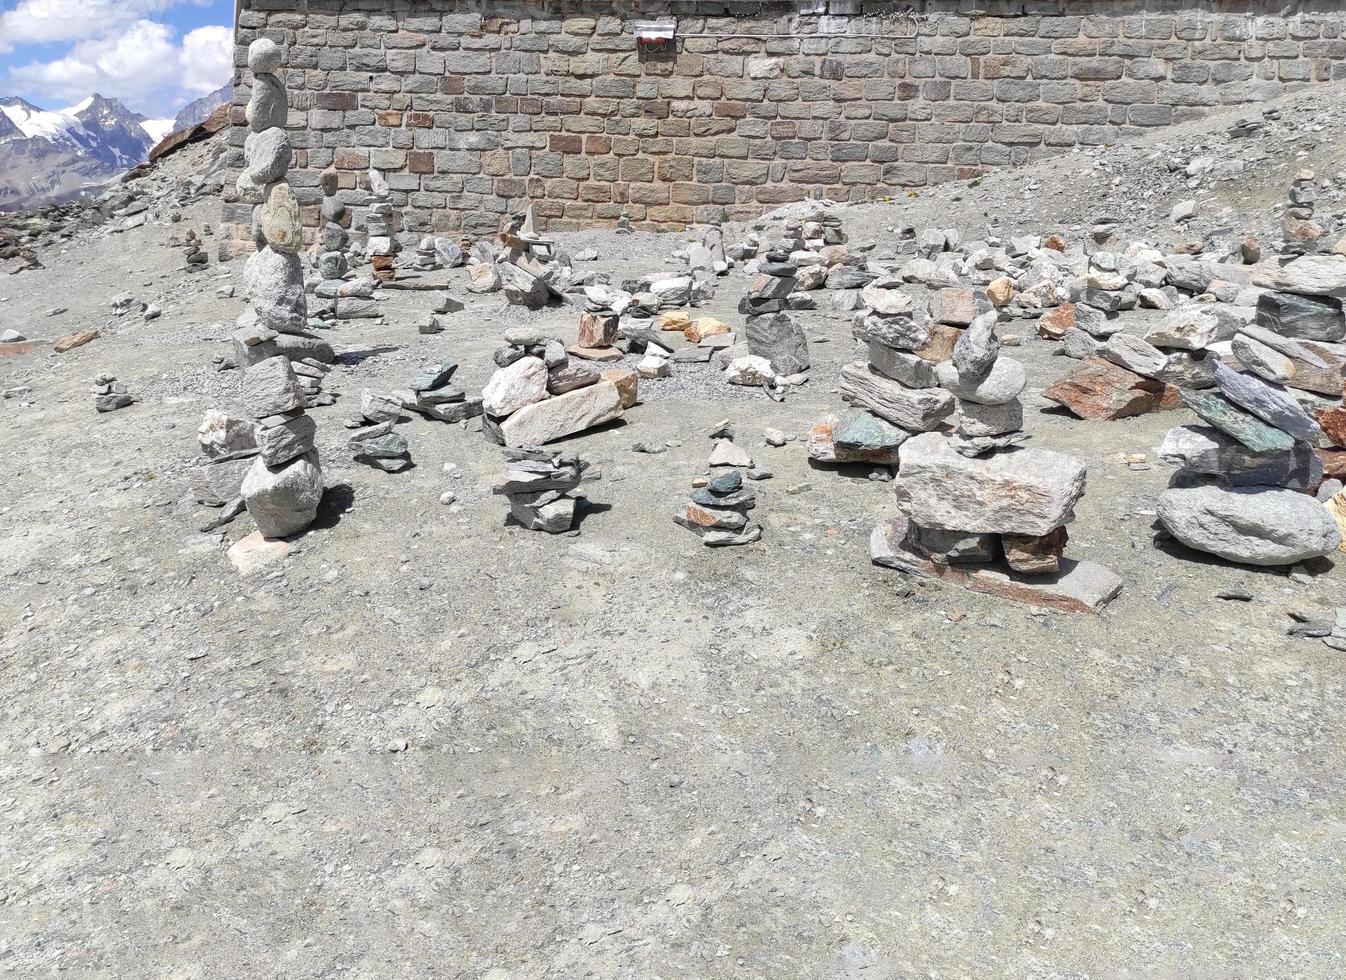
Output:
[{"xmin": 3, "ymin": 79, "xmax": 1346, "ymax": 976}]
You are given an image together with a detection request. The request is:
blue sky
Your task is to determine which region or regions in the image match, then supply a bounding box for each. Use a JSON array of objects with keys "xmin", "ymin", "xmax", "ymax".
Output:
[{"xmin": 0, "ymin": 0, "xmax": 235, "ymax": 118}]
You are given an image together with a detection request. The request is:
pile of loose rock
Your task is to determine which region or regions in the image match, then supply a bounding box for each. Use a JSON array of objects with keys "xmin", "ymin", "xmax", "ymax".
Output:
[
  {"xmin": 493, "ymin": 446, "xmax": 597, "ymax": 533},
  {"xmin": 675, "ymin": 469, "xmax": 762, "ymax": 547},
  {"xmin": 481, "ymin": 327, "xmax": 636, "ymax": 448},
  {"xmin": 648, "ymin": 309, "xmax": 733, "ymax": 375}
]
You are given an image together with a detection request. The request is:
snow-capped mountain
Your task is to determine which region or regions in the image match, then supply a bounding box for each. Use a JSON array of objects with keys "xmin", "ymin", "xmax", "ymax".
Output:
[{"xmin": 0, "ymin": 93, "xmax": 178, "ymax": 211}]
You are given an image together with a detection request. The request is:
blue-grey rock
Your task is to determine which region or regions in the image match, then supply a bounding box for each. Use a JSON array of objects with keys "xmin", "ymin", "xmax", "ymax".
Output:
[{"xmin": 1211, "ymin": 361, "xmax": 1322, "ymax": 442}]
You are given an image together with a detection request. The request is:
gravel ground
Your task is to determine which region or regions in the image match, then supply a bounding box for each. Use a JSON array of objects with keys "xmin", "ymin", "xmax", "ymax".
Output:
[{"xmin": 0, "ymin": 84, "xmax": 1344, "ymax": 978}]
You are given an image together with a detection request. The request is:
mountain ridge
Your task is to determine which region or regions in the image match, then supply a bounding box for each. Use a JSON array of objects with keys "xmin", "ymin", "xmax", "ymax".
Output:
[{"xmin": 0, "ymin": 92, "xmax": 197, "ymax": 211}]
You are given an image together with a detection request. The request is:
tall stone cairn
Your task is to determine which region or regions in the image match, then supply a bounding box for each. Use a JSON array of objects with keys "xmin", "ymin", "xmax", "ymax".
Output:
[
  {"xmin": 234, "ymin": 38, "xmax": 324, "ymax": 539},
  {"xmin": 238, "ymin": 37, "xmax": 307, "ymax": 336}
]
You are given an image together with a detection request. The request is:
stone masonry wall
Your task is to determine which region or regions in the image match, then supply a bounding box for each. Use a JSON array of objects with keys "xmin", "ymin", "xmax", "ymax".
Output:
[{"xmin": 223, "ymin": 0, "xmax": 1346, "ymax": 256}]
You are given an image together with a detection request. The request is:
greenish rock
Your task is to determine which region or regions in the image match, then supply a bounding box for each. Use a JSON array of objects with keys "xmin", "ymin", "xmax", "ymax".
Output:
[
  {"xmin": 1179, "ymin": 389, "xmax": 1295, "ymax": 453},
  {"xmin": 834, "ymin": 411, "xmax": 904, "ymax": 453},
  {"xmin": 708, "ymin": 471, "xmax": 742, "ymax": 495},
  {"xmin": 413, "ymin": 362, "xmax": 458, "ymax": 392}
]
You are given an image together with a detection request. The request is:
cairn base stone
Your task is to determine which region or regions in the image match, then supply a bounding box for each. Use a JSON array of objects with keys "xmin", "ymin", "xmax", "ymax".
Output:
[
  {"xmin": 1158, "ymin": 484, "xmax": 1341, "ymax": 566},
  {"xmin": 871, "ymin": 517, "xmax": 1122, "ymax": 614},
  {"xmin": 240, "ymin": 450, "xmax": 324, "ymax": 539}
]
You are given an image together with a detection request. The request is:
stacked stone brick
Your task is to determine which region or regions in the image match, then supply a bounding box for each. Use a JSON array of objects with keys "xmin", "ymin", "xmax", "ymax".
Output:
[
  {"xmin": 316, "ymin": 166, "xmax": 349, "ymax": 280},
  {"xmin": 225, "ymin": 2, "xmax": 1346, "ymax": 255}
]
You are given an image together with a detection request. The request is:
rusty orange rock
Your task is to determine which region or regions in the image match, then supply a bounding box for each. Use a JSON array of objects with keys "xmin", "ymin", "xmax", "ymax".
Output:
[
  {"xmin": 986, "ymin": 276, "xmax": 1016, "ymax": 308},
  {"xmin": 54, "ymin": 329, "xmax": 99, "ymax": 353},
  {"xmin": 599, "ymin": 367, "xmax": 639, "ymax": 408},
  {"xmin": 912, "ymin": 323, "xmax": 962, "ymax": 364},
  {"xmin": 1316, "ymin": 406, "xmax": 1346, "ymax": 448},
  {"xmin": 1003, "ymin": 526, "xmax": 1068, "ymax": 576},
  {"xmin": 1042, "ymin": 356, "xmax": 1165, "ymax": 421},
  {"xmin": 1037, "ymin": 304, "xmax": 1076, "ymax": 340}
]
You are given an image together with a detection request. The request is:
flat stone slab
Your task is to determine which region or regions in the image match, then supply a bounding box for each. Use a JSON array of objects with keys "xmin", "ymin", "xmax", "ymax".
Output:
[
  {"xmin": 870, "ymin": 517, "xmax": 1123, "ymax": 614},
  {"xmin": 498, "ymin": 379, "xmax": 624, "ymax": 447},
  {"xmin": 227, "ymin": 530, "xmax": 293, "ymax": 576}
]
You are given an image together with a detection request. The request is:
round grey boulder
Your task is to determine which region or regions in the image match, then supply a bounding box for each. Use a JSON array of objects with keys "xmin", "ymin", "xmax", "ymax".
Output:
[
  {"xmin": 244, "ymin": 127, "xmax": 292, "ymax": 185},
  {"xmin": 1158, "ymin": 484, "xmax": 1341, "ymax": 566},
  {"xmin": 248, "ymin": 37, "xmax": 283, "ymax": 74},
  {"xmin": 241, "ymin": 450, "xmax": 324, "ymax": 539},
  {"xmin": 935, "ymin": 355, "xmax": 1027, "ymax": 405},
  {"xmin": 246, "ymin": 246, "xmax": 308, "ymax": 334}
]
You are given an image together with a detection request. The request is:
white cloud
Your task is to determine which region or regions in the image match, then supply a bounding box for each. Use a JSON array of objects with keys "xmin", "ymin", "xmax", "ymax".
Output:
[
  {"xmin": 6, "ymin": 17, "xmax": 233, "ymax": 114},
  {"xmin": 0, "ymin": 0, "xmax": 175, "ymax": 53},
  {"xmin": 179, "ymin": 24, "xmax": 232, "ymax": 95},
  {"xmin": 15, "ymin": 19, "xmax": 181, "ymax": 103}
]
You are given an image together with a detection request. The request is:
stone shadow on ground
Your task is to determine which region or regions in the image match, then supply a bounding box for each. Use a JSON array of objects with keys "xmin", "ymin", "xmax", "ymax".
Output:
[
  {"xmin": 312, "ymin": 482, "xmax": 355, "ymax": 531},
  {"xmin": 806, "ymin": 458, "xmax": 895, "ymax": 481},
  {"xmin": 1151, "ymin": 532, "xmax": 1327, "ymax": 578},
  {"xmin": 336, "ymin": 345, "xmax": 400, "ymax": 367}
]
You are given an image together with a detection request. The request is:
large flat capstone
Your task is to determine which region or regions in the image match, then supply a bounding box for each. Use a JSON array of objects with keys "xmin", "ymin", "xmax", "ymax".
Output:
[{"xmin": 892, "ymin": 432, "xmax": 1087, "ymax": 536}]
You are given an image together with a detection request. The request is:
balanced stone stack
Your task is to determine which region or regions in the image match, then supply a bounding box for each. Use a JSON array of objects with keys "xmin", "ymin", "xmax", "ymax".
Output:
[
  {"xmin": 412, "ymin": 237, "xmax": 440, "ymax": 271},
  {"xmin": 348, "ymin": 421, "xmax": 411, "ymax": 472},
  {"xmin": 316, "ymin": 167, "xmax": 348, "ymax": 281},
  {"xmin": 872, "ymin": 433, "xmax": 1122, "ymax": 613},
  {"xmin": 391, "ymin": 361, "xmax": 483, "ymax": 424},
  {"xmin": 238, "ymin": 354, "xmax": 324, "ymax": 539},
  {"xmin": 1281, "ymin": 169, "xmax": 1331, "ymax": 256},
  {"xmin": 493, "ymin": 446, "xmax": 597, "ymax": 533},
  {"xmin": 807, "ymin": 410, "xmax": 905, "ymax": 469},
  {"xmin": 1157, "ymin": 362, "xmax": 1341, "ymax": 566},
  {"xmin": 571, "ymin": 285, "xmax": 627, "ymax": 361},
  {"xmin": 496, "ymin": 206, "xmax": 572, "ymax": 308},
  {"xmin": 365, "ymin": 199, "xmax": 398, "ymax": 282},
  {"xmin": 738, "ymin": 251, "xmax": 796, "ymax": 316},
  {"xmin": 827, "ymin": 278, "xmax": 963, "ymax": 457},
  {"xmin": 674, "ymin": 469, "xmax": 762, "ymax": 547},
  {"xmin": 234, "ymin": 39, "xmax": 337, "ymax": 367},
  {"xmin": 480, "ymin": 327, "xmax": 634, "ymax": 448},
  {"xmin": 239, "ymin": 40, "xmax": 304, "ymax": 331},
  {"xmin": 92, "ymin": 373, "xmax": 133, "ymax": 413}
]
